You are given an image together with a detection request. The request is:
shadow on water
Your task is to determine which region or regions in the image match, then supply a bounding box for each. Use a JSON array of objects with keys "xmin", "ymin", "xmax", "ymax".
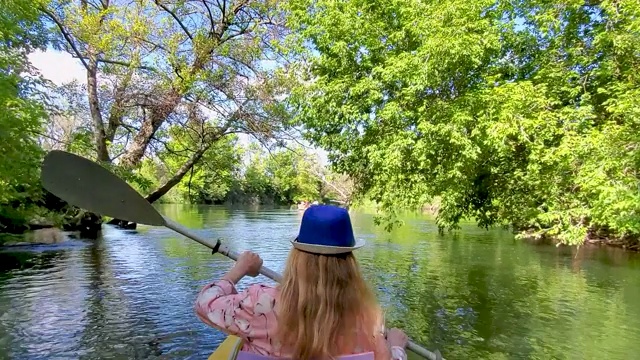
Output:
[{"xmin": 0, "ymin": 247, "xmax": 70, "ymax": 275}]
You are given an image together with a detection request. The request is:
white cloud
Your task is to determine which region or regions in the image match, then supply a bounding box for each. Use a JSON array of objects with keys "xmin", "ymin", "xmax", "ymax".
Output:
[{"xmin": 28, "ymin": 49, "xmax": 86, "ymax": 86}]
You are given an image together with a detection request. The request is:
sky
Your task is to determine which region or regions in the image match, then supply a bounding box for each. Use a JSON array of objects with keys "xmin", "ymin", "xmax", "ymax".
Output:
[
  {"xmin": 29, "ymin": 49, "xmax": 87, "ymax": 86},
  {"xmin": 28, "ymin": 49, "xmax": 329, "ymax": 166}
]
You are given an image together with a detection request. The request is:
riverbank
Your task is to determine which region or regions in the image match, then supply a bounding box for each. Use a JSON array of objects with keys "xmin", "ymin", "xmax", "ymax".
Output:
[
  {"xmin": 350, "ymin": 199, "xmax": 640, "ymax": 252},
  {"xmin": 0, "ymin": 189, "xmax": 103, "ymax": 244},
  {"xmin": 518, "ymin": 227, "xmax": 640, "ymax": 252},
  {"xmin": 583, "ymin": 237, "xmax": 640, "ymax": 251},
  {"xmin": 5, "ymin": 194, "xmax": 638, "ymax": 253}
]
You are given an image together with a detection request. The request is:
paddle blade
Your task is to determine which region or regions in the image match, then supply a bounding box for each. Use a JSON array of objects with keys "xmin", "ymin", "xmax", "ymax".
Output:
[{"xmin": 41, "ymin": 150, "xmax": 166, "ymax": 227}]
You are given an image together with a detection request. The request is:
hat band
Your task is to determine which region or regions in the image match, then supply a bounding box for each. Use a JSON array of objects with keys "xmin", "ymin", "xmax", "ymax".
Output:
[{"xmin": 291, "ymin": 238, "xmax": 365, "ymax": 255}]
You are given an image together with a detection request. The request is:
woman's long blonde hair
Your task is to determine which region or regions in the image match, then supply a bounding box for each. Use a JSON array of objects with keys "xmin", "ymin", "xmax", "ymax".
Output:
[{"xmin": 275, "ymin": 248, "xmax": 382, "ymax": 359}]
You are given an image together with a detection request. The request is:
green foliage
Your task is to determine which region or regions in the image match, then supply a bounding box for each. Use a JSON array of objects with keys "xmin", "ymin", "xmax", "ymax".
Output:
[
  {"xmin": 251, "ymin": 146, "xmax": 319, "ymax": 203},
  {"xmin": 285, "ymin": 0, "xmax": 640, "ymax": 245},
  {"xmin": 157, "ymin": 129, "xmax": 243, "ymax": 204},
  {"xmin": 45, "ymin": 0, "xmax": 289, "ymax": 162},
  {"xmin": 238, "ymin": 147, "xmax": 273, "ymax": 201},
  {"xmin": 0, "ymin": 0, "xmax": 49, "ymax": 231},
  {"xmin": 139, "ymin": 138, "xmax": 324, "ymax": 205},
  {"xmin": 40, "ymin": 0, "xmax": 292, "ymax": 209},
  {"xmin": 206, "ymin": 144, "xmax": 322, "ymax": 205},
  {"xmin": 262, "ymin": 146, "xmax": 321, "ymax": 203}
]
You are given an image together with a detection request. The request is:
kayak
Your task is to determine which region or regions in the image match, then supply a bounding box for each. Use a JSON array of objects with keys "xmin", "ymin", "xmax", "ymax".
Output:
[
  {"xmin": 209, "ymin": 336, "xmax": 376, "ymax": 360},
  {"xmin": 209, "ymin": 335, "xmax": 243, "ymax": 360}
]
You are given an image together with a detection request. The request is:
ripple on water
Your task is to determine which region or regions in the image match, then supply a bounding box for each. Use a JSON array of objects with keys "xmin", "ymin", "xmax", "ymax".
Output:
[{"xmin": 2, "ymin": 206, "xmax": 640, "ymax": 359}]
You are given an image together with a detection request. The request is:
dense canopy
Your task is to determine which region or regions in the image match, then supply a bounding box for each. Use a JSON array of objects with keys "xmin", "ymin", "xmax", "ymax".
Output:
[{"xmin": 285, "ymin": 0, "xmax": 640, "ymax": 245}]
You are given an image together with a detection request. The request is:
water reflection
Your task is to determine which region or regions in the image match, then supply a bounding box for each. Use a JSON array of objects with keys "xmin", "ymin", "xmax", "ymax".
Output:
[{"xmin": 0, "ymin": 204, "xmax": 639, "ymax": 359}]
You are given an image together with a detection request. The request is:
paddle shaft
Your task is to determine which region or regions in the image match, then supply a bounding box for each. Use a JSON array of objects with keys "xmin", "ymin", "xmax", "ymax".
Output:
[
  {"xmin": 164, "ymin": 218, "xmax": 282, "ymax": 281},
  {"xmin": 163, "ymin": 218, "xmax": 441, "ymax": 360}
]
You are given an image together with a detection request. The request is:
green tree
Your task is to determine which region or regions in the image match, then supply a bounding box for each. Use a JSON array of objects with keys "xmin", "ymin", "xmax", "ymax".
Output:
[
  {"xmin": 225, "ymin": 144, "xmax": 322, "ymax": 205},
  {"xmin": 42, "ymin": 0, "xmax": 291, "ymax": 202},
  {"xmin": 0, "ymin": 0, "xmax": 49, "ymax": 231},
  {"xmin": 155, "ymin": 129, "xmax": 243, "ymax": 204},
  {"xmin": 240, "ymin": 145, "xmax": 274, "ymax": 202},
  {"xmin": 285, "ymin": 0, "xmax": 640, "ymax": 245},
  {"xmin": 264, "ymin": 146, "xmax": 321, "ymax": 203}
]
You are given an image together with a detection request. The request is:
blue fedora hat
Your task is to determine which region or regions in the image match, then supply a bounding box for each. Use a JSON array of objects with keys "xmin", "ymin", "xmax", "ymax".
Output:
[{"xmin": 291, "ymin": 205, "xmax": 365, "ymax": 254}]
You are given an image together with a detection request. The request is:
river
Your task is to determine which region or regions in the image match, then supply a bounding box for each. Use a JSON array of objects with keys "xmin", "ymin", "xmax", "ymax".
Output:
[{"xmin": 1, "ymin": 204, "xmax": 639, "ymax": 359}]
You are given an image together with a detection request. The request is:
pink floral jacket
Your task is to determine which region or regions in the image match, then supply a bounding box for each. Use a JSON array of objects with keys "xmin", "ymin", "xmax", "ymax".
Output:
[
  {"xmin": 195, "ymin": 280, "xmax": 281, "ymax": 356},
  {"xmin": 195, "ymin": 279, "xmax": 407, "ymax": 359}
]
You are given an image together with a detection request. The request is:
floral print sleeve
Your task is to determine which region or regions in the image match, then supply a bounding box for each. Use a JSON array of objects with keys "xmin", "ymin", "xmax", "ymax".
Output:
[{"xmin": 194, "ymin": 280, "xmax": 279, "ymax": 356}]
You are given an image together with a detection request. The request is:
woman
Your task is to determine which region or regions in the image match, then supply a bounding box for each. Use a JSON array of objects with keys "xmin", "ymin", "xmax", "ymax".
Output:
[{"xmin": 195, "ymin": 205, "xmax": 409, "ymax": 359}]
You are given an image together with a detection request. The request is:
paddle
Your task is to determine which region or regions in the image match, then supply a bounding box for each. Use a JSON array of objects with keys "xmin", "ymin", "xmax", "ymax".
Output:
[{"xmin": 40, "ymin": 150, "xmax": 442, "ymax": 360}]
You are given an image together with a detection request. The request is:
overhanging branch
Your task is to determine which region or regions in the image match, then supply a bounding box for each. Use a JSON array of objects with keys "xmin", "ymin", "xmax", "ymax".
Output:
[
  {"xmin": 154, "ymin": 0, "xmax": 194, "ymax": 41},
  {"xmin": 39, "ymin": 7, "xmax": 89, "ymax": 70},
  {"xmin": 94, "ymin": 57, "xmax": 158, "ymax": 72}
]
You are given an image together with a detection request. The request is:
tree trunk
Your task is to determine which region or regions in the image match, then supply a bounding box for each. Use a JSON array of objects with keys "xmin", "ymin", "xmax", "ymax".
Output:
[
  {"xmin": 144, "ymin": 145, "xmax": 209, "ymax": 203},
  {"xmin": 87, "ymin": 56, "xmax": 110, "ymax": 162},
  {"xmin": 118, "ymin": 90, "xmax": 182, "ymax": 168},
  {"xmin": 81, "ymin": 0, "xmax": 109, "ymax": 163}
]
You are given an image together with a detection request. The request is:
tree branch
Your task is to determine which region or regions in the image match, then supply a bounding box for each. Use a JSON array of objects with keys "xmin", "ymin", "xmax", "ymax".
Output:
[
  {"xmin": 201, "ymin": 0, "xmax": 216, "ymax": 34},
  {"xmin": 98, "ymin": 58, "xmax": 158, "ymax": 72},
  {"xmin": 154, "ymin": 0, "xmax": 194, "ymax": 40},
  {"xmin": 39, "ymin": 7, "xmax": 89, "ymax": 70},
  {"xmin": 71, "ymin": 55, "xmax": 158, "ymax": 72},
  {"xmin": 145, "ymin": 143, "xmax": 211, "ymax": 203}
]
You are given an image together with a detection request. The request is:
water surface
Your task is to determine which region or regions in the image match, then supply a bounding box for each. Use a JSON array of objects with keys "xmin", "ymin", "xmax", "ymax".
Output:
[{"xmin": 1, "ymin": 204, "xmax": 639, "ymax": 359}]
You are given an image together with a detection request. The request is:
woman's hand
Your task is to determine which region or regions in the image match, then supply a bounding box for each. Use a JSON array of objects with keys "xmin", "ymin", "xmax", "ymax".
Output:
[
  {"xmin": 386, "ymin": 328, "xmax": 408, "ymax": 349},
  {"xmin": 222, "ymin": 251, "xmax": 263, "ymax": 283},
  {"xmin": 236, "ymin": 251, "xmax": 263, "ymax": 277}
]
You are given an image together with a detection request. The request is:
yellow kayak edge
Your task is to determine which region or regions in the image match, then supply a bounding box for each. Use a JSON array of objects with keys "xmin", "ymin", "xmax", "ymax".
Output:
[{"xmin": 208, "ymin": 335, "xmax": 244, "ymax": 360}]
